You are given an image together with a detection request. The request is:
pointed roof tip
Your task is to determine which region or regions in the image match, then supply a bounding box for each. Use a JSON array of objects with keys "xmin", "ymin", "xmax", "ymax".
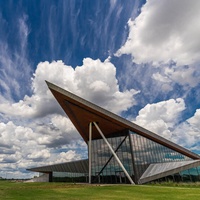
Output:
[
  {"xmin": 45, "ymin": 80, "xmax": 50, "ymax": 85},
  {"xmin": 45, "ymin": 81, "xmax": 69, "ymax": 95},
  {"xmin": 45, "ymin": 80, "xmax": 54, "ymax": 88}
]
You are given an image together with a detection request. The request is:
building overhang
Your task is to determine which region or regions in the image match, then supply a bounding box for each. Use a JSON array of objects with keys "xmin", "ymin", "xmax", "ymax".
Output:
[
  {"xmin": 46, "ymin": 81, "xmax": 200, "ymax": 160},
  {"xmin": 27, "ymin": 159, "xmax": 89, "ymax": 174}
]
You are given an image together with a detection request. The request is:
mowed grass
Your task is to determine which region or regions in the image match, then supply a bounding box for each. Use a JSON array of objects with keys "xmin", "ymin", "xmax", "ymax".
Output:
[{"xmin": 0, "ymin": 180, "xmax": 200, "ymax": 200}]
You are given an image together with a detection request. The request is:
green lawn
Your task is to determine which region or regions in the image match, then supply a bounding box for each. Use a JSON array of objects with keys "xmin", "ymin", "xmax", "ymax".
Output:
[{"xmin": 0, "ymin": 181, "xmax": 200, "ymax": 200}]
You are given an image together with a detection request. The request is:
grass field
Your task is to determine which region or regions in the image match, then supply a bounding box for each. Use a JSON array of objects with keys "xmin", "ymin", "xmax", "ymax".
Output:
[{"xmin": 1, "ymin": 180, "xmax": 200, "ymax": 200}]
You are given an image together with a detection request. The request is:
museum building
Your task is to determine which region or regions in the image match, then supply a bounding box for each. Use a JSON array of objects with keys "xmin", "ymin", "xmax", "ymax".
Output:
[{"xmin": 27, "ymin": 82, "xmax": 200, "ymax": 184}]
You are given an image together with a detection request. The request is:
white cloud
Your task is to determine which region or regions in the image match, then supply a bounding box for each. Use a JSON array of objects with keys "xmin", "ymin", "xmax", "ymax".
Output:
[
  {"xmin": 18, "ymin": 14, "xmax": 29, "ymax": 54},
  {"xmin": 55, "ymin": 150, "xmax": 81, "ymax": 163},
  {"xmin": 0, "ymin": 118, "xmax": 86, "ymax": 179},
  {"xmin": 172, "ymin": 109, "xmax": 200, "ymax": 150},
  {"xmin": 0, "ymin": 14, "xmax": 32, "ymax": 101},
  {"xmin": 187, "ymin": 109, "xmax": 200, "ymax": 129},
  {"xmin": 73, "ymin": 58, "xmax": 139, "ymax": 113},
  {"xmin": 116, "ymin": 0, "xmax": 200, "ymax": 66},
  {"xmin": 0, "ymin": 121, "xmax": 40, "ymax": 173},
  {"xmin": 152, "ymin": 64, "xmax": 200, "ymax": 90},
  {"xmin": 27, "ymin": 149, "xmax": 50, "ymax": 161},
  {"xmin": 134, "ymin": 98, "xmax": 185, "ymax": 140},
  {"xmin": 35, "ymin": 115, "xmax": 81, "ymax": 148},
  {"xmin": 0, "ymin": 58, "xmax": 138, "ymax": 118}
]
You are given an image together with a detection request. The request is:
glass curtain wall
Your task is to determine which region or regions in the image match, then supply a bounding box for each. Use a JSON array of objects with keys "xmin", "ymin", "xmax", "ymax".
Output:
[
  {"xmin": 52, "ymin": 172, "xmax": 88, "ymax": 183},
  {"xmin": 91, "ymin": 131, "xmax": 134, "ymax": 184},
  {"xmin": 129, "ymin": 131, "xmax": 192, "ymax": 183},
  {"xmin": 91, "ymin": 129, "xmax": 195, "ymax": 184}
]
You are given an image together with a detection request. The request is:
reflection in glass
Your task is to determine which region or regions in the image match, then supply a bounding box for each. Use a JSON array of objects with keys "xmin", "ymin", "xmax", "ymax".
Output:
[
  {"xmin": 91, "ymin": 131, "xmax": 134, "ymax": 184},
  {"xmin": 52, "ymin": 172, "xmax": 87, "ymax": 182},
  {"xmin": 91, "ymin": 129, "xmax": 199, "ymax": 184},
  {"xmin": 129, "ymin": 130, "xmax": 192, "ymax": 182}
]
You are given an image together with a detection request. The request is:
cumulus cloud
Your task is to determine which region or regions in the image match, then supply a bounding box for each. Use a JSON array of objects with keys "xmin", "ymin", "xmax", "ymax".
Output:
[
  {"xmin": 27, "ymin": 149, "xmax": 50, "ymax": 162},
  {"xmin": 73, "ymin": 58, "xmax": 139, "ymax": 113},
  {"xmin": 116, "ymin": 0, "xmax": 200, "ymax": 66},
  {"xmin": 0, "ymin": 58, "xmax": 138, "ymax": 118},
  {"xmin": 35, "ymin": 115, "xmax": 80, "ymax": 148},
  {"xmin": 0, "ymin": 121, "xmax": 39, "ymax": 172},
  {"xmin": 54, "ymin": 150, "xmax": 82, "ymax": 164},
  {"xmin": 172, "ymin": 109, "xmax": 200, "ymax": 150},
  {"xmin": 0, "ymin": 118, "xmax": 86, "ymax": 178},
  {"xmin": 187, "ymin": 109, "xmax": 200, "ymax": 128},
  {"xmin": 134, "ymin": 98, "xmax": 185, "ymax": 140}
]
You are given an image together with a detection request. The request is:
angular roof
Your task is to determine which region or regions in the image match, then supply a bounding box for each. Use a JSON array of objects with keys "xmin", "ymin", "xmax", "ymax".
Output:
[{"xmin": 46, "ymin": 81, "xmax": 200, "ymax": 160}]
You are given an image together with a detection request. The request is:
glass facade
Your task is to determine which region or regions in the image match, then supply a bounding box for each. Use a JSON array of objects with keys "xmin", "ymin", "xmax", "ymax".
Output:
[
  {"xmin": 129, "ymin": 131, "xmax": 192, "ymax": 182},
  {"xmin": 90, "ymin": 129, "xmax": 197, "ymax": 184},
  {"xmin": 52, "ymin": 172, "xmax": 88, "ymax": 183},
  {"xmin": 91, "ymin": 131, "xmax": 134, "ymax": 184}
]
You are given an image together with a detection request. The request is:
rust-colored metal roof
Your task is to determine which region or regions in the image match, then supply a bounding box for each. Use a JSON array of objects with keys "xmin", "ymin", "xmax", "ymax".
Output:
[{"xmin": 46, "ymin": 81, "xmax": 200, "ymax": 160}]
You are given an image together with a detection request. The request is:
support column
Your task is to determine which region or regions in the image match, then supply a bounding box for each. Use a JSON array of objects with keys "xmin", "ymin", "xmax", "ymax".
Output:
[
  {"xmin": 88, "ymin": 122, "xmax": 92, "ymax": 184},
  {"xmin": 93, "ymin": 122, "xmax": 135, "ymax": 184},
  {"xmin": 49, "ymin": 172, "xmax": 53, "ymax": 182}
]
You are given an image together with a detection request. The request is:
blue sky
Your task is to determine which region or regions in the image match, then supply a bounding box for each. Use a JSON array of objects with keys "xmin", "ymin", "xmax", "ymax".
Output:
[{"xmin": 0, "ymin": 0, "xmax": 200, "ymax": 179}]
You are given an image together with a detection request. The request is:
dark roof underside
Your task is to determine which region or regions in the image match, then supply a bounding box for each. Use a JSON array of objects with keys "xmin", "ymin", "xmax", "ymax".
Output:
[
  {"xmin": 27, "ymin": 159, "xmax": 89, "ymax": 173},
  {"xmin": 46, "ymin": 81, "xmax": 200, "ymax": 160}
]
